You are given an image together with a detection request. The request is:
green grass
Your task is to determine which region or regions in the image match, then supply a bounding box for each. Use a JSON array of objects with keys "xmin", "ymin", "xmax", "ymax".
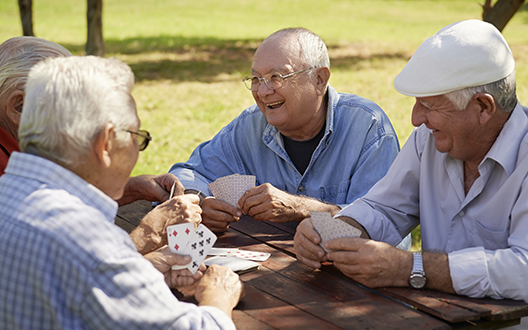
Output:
[{"xmin": 2, "ymin": 0, "xmax": 528, "ymax": 250}]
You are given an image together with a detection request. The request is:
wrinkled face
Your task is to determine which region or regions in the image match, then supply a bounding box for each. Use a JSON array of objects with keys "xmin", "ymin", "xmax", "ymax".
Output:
[
  {"xmin": 251, "ymin": 35, "xmax": 321, "ymax": 138},
  {"xmin": 411, "ymin": 95, "xmax": 482, "ymax": 161}
]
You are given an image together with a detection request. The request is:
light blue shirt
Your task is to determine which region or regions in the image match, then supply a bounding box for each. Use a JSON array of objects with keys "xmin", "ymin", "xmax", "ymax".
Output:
[
  {"xmin": 0, "ymin": 152, "xmax": 234, "ymax": 330},
  {"xmin": 170, "ymin": 86, "xmax": 400, "ymax": 209},
  {"xmin": 338, "ymin": 103, "xmax": 528, "ymax": 301}
]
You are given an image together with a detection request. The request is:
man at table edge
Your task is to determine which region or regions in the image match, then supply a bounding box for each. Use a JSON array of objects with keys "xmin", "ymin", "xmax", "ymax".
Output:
[
  {"xmin": 295, "ymin": 18, "xmax": 528, "ymax": 311},
  {"xmin": 0, "ymin": 36, "xmax": 197, "ymax": 255},
  {"xmin": 0, "ymin": 56, "xmax": 243, "ymax": 329},
  {"xmin": 168, "ymin": 28, "xmax": 410, "ymax": 249}
]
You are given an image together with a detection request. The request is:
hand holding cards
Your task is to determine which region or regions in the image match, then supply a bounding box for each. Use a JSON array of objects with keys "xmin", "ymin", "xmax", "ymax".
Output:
[
  {"xmin": 310, "ymin": 211, "xmax": 361, "ymax": 252},
  {"xmin": 167, "ymin": 223, "xmax": 217, "ymax": 274}
]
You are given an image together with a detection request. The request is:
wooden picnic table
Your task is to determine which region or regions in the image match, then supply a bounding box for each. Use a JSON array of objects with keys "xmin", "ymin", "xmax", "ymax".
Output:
[{"xmin": 116, "ymin": 200, "xmax": 528, "ymax": 330}]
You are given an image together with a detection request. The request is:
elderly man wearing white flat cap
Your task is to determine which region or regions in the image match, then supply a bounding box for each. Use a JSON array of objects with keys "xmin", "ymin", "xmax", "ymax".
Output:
[{"xmin": 294, "ymin": 19, "xmax": 528, "ymax": 306}]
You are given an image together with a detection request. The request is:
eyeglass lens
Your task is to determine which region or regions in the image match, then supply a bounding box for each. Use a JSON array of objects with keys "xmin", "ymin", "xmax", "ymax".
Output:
[{"xmin": 137, "ymin": 130, "xmax": 151, "ymax": 151}]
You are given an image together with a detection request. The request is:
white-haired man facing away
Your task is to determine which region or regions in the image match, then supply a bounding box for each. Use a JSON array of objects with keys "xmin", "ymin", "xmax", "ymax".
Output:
[{"xmin": 0, "ymin": 56, "xmax": 243, "ymax": 330}]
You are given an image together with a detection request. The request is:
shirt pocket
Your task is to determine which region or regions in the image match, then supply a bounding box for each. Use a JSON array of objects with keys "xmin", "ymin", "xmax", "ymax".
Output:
[
  {"xmin": 318, "ymin": 180, "xmax": 351, "ymax": 204},
  {"xmin": 468, "ymin": 215, "xmax": 510, "ymax": 250}
]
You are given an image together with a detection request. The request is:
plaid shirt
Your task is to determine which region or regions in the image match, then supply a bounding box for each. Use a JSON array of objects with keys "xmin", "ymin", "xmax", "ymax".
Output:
[{"xmin": 0, "ymin": 152, "xmax": 234, "ymax": 330}]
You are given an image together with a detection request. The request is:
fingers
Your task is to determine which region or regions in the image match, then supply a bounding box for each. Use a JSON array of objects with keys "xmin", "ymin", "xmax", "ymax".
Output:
[
  {"xmin": 157, "ymin": 173, "xmax": 185, "ymax": 197},
  {"xmin": 169, "ymin": 267, "xmax": 204, "ymax": 288},
  {"xmin": 196, "ymin": 265, "xmax": 245, "ymax": 306},
  {"xmin": 294, "ymin": 219, "xmax": 325, "ymax": 269},
  {"xmin": 325, "ymin": 237, "xmax": 364, "ymax": 253},
  {"xmin": 201, "ymin": 198, "xmax": 241, "ymax": 232}
]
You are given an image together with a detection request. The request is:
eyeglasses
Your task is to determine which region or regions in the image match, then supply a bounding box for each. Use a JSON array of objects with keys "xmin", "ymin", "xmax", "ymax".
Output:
[
  {"xmin": 123, "ymin": 129, "xmax": 152, "ymax": 151},
  {"xmin": 242, "ymin": 67, "xmax": 314, "ymax": 91}
]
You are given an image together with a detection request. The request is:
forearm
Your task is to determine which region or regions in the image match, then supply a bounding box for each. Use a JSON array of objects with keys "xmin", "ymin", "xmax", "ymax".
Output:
[
  {"xmin": 117, "ymin": 177, "xmax": 141, "ymax": 206},
  {"xmin": 423, "ymin": 252, "xmax": 455, "ymax": 293},
  {"xmin": 292, "ymin": 196, "xmax": 341, "ymax": 222}
]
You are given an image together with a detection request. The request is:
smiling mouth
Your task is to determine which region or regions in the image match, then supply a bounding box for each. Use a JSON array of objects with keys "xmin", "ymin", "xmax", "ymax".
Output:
[{"xmin": 266, "ymin": 101, "xmax": 284, "ymax": 109}]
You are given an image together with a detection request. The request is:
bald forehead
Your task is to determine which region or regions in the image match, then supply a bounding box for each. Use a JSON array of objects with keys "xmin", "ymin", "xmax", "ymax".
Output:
[{"xmin": 252, "ymin": 34, "xmax": 302, "ymax": 73}]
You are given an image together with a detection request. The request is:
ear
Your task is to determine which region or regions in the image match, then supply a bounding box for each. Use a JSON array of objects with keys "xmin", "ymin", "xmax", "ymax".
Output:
[
  {"xmin": 472, "ymin": 93, "xmax": 496, "ymax": 125},
  {"xmin": 93, "ymin": 123, "xmax": 115, "ymax": 169},
  {"xmin": 6, "ymin": 90, "xmax": 24, "ymax": 126},
  {"xmin": 315, "ymin": 66, "xmax": 331, "ymax": 96}
]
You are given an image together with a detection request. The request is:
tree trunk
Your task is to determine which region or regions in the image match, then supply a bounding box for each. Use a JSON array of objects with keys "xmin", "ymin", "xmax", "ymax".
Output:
[
  {"xmin": 86, "ymin": 0, "xmax": 104, "ymax": 56},
  {"xmin": 482, "ymin": 0, "xmax": 525, "ymax": 32},
  {"xmin": 18, "ymin": 0, "xmax": 34, "ymax": 36}
]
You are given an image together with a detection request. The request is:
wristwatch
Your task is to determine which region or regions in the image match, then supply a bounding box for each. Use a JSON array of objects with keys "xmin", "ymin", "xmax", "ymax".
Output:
[
  {"xmin": 409, "ymin": 251, "xmax": 427, "ymax": 289},
  {"xmin": 184, "ymin": 189, "xmax": 206, "ymax": 207}
]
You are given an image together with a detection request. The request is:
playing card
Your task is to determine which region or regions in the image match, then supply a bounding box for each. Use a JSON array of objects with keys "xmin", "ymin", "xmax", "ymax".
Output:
[
  {"xmin": 310, "ymin": 211, "xmax": 361, "ymax": 252},
  {"xmin": 169, "ymin": 224, "xmax": 217, "ymax": 274},
  {"xmin": 185, "ymin": 224, "xmax": 217, "ymax": 273},
  {"xmin": 208, "ymin": 174, "xmax": 256, "ymax": 206},
  {"xmin": 226, "ymin": 249, "xmax": 271, "ymax": 261},
  {"xmin": 167, "ymin": 223, "xmax": 195, "ymax": 253},
  {"xmin": 205, "ymin": 256, "xmax": 260, "ymax": 275},
  {"xmin": 208, "ymin": 247, "xmax": 239, "ymax": 256},
  {"xmin": 171, "ymin": 224, "xmax": 217, "ymax": 274}
]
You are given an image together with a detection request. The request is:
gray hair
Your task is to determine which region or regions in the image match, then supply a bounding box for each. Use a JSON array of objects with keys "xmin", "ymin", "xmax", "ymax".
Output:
[
  {"xmin": 0, "ymin": 36, "xmax": 72, "ymax": 101},
  {"xmin": 445, "ymin": 71, "xmax": 517, "ymax": 112},
  {"xmin": 19, "ymin": 56, "xmax": 137, "ymax": 166},
  {"xmin": 268, "ymin": 28, "xmax": 330, "ymax": 71}
]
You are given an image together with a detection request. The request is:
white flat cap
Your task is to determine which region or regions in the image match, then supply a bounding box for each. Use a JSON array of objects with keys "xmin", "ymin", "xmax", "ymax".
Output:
[{"xmin": 394, "ymin": 19, "xmax": 515, "ymax": 97}]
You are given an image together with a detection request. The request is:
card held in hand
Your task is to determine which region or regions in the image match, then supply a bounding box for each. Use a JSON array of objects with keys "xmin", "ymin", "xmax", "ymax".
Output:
[
  {"xmin": 310, "ymin": 211, "xmax": 361, "ymax": 252},
  {"xmin": 168, "ymin": 223, "xmax": 217, "ymax": 274},
  {"xmin": 208, "ymin": 174, "xmax": 256, "ymax": 206}
]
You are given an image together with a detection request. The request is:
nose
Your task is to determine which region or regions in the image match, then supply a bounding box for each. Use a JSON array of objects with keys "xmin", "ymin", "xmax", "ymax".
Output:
[
  {"xmin": 411, "ymin": 99, "xmax": 427, "ymax": 127},
  {"xmin": 256, "ymin": 80, "xmax": 274, "ymax": 98}
]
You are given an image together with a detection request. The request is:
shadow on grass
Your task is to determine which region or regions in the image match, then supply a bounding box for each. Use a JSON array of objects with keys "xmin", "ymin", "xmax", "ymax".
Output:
[{"xmin": 60, "ymin": 35, "xmax": 410, "ymax": 83}]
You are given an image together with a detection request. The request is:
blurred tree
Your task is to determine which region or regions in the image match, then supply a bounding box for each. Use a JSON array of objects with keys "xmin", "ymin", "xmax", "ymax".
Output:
[
  {"xmin": 482, "ymin": 0, "xmax": 525, "ymax": 31},
  {"xmin": 16, "ymin": 0, "xmax": 105, "ymax": 56},
  {"xmin": 86, "ymin": 0, "xmax": 104, "ymax": 56},
  {"xmin": 18, "ymin": 0, "xmax": 34, "ymax": 36}
]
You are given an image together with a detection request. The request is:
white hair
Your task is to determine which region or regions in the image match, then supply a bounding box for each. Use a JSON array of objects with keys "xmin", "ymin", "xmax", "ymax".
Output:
[
  {"xmin": 445, "ymin": 71, "xmax": 517, "ymax": 112},
  {"xmin": 268, "ymin": 28, "xmax": 330, "ymax": 71},
  {"xmin": 19, "ymin": 56, "xmax": 137, "ymax": 165},
  {"xmin": 0, "ymin": 36, "xmax": 72, "ymax": 101}
]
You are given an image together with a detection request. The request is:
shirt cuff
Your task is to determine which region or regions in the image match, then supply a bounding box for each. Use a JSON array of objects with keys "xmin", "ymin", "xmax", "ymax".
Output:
[{"xmin": 448, "ymin": 247, "xmax": 495, "ymax": 298}]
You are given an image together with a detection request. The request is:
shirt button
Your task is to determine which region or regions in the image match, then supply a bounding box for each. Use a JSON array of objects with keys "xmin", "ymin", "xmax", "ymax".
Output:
[
  {"xmin": 299, "ymin": 187, "xmax": 304, "ymax": 192},
  {"xmin": 459, "ymin": 211, "xmax": 465, "ymax": 216}
]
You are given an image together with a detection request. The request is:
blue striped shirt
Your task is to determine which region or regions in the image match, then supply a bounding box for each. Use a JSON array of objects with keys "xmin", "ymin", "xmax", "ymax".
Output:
[{"xmin": 0, "ymin": 152, "xmax": 234, "ymax": 330}]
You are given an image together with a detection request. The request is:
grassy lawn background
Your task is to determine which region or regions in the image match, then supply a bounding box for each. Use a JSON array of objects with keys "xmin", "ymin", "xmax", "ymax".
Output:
[{"xmin": 1, "ymin": 0, "xmax": 528, "ymax": 249}]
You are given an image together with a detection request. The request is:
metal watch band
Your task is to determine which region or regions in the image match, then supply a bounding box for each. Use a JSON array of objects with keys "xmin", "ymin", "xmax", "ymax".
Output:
[{"xmin": 412, "ymin": 251, "xmax": 424, "ymax": 274}]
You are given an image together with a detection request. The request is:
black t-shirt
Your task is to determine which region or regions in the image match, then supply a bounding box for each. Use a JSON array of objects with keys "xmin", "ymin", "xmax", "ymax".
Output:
[{"xmin": 281, "ymin": 122, "xmax": 326, "ymax": 175}]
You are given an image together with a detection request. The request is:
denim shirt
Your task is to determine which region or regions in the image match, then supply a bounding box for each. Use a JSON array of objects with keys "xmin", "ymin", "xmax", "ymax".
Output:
[{"xmin": 170, "ymin": 86, "xmax": 400, "ymax": 209}]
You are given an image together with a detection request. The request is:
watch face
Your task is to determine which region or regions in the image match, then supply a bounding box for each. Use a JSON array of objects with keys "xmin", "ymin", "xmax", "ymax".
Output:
[{"xmin": 409, "ymin": 274, "xmax": 426, "ymax": 289}]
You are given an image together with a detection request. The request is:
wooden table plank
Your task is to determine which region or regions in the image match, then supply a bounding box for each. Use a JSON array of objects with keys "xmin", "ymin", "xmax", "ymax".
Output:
[{"xmin": 379, "ymin": 288, "xmax": 528, "ymax": 323}]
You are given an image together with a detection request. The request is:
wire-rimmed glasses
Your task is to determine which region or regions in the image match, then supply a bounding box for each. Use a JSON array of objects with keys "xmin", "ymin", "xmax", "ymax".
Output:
[{"xmin": 242, "ymin": 67, "xmax": 314, "ymax": 91}]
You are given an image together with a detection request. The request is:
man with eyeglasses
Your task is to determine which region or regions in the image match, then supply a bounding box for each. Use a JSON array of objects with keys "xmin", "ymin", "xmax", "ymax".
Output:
[
  {"xmin": 0, "ymin": 36, "xmax": 201, "ymax": 256},
  {"xmin": 169, "ymin": 28, "xmax": 410, "ymax": 249},
  {"xmin": 0, "ymin": 56, "xmax": 243, "ymax": 329}
]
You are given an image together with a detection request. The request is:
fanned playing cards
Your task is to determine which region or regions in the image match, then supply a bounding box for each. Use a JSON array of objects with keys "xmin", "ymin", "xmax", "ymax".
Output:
[
  {"xmin": 167, "ymin": 223, "xmax": 217, "ymax": 274},
  {"xmin": 310, "ymin": 211, "xmax": 361, "ymax": 252},
  {"xmin": 208, "ymin": 174, "xmax": 256, "ymax": 206}
]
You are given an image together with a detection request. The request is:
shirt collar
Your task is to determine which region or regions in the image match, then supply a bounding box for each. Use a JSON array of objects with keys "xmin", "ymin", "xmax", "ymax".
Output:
[
  {"xmin": 484, "ymin": 102, "xmax": 528, "ymax": 175},
  {"xmin": 5, "ymin": 152, "xmax": 118, "ymax": 221}
]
